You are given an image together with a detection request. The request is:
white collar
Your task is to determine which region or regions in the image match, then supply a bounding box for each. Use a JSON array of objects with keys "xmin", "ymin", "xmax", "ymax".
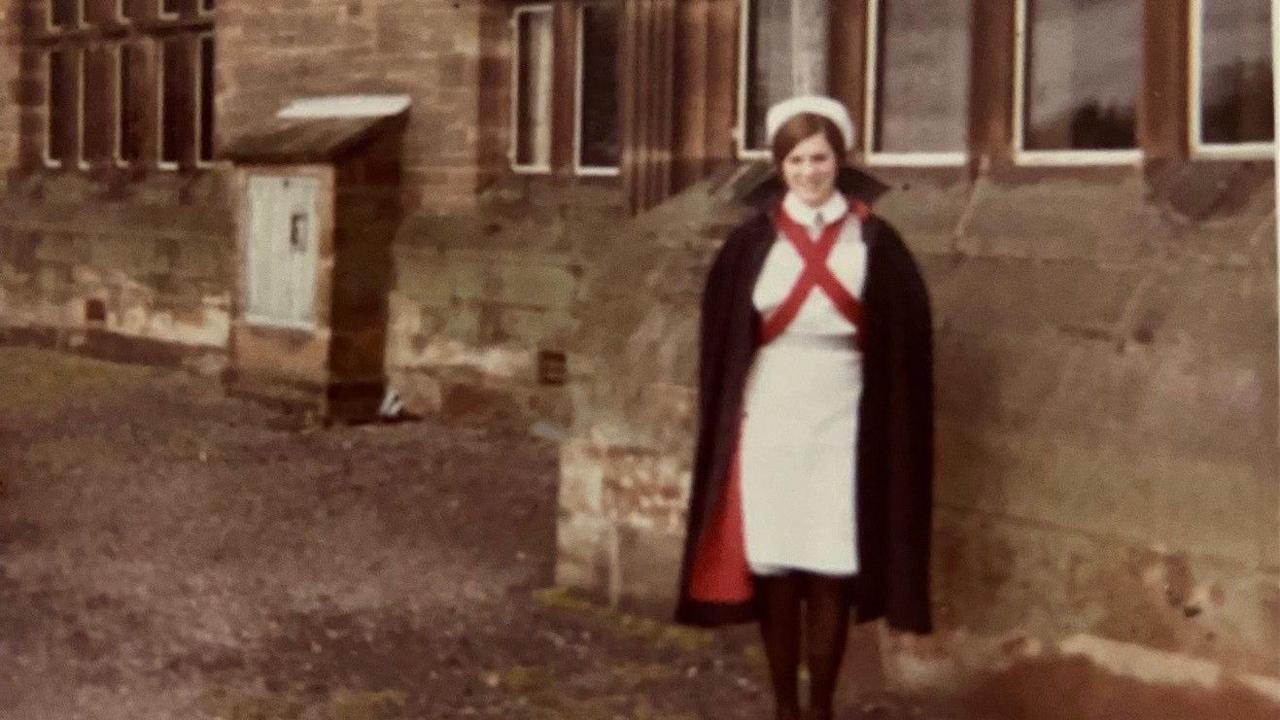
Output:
[{"xmin": 782, "ymin": 192, "xmax": 849, "ymax": 228}]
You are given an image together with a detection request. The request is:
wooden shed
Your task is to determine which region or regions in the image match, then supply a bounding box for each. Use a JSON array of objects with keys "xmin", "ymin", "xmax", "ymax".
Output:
[{"xmin": 222, "ymin": 95, "xmax": 409, "ymax": 421}]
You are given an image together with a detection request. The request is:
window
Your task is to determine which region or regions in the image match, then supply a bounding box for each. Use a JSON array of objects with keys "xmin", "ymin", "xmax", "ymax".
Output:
[
  {"xmin": 201, "ymin": 0, "xmax": 216, "ymax": 14},
  {"xmin": 864, "ymin": 0, "xmax": 970, "ymax": 165},
  {"xmin": 511, "ymin": 4, "xmax": 553, "ymax": 172},
  {"xmin": 50, "ymin": 0, "xmax": 78, "ymax": 28},
  {"xmin": 198, "ymin": 35, "xmax": 216, "ymax": 164},
  {"xmin": 46, "ymin": 50, "xmax": 72, "ymax": 166},
  {"xmin": 738, "ymin": 0, "xmax": 793, "ymax": 155},
  {"xmin": 117, "ymin": 44, "xmax": 142, "ymax": 164},
  {"xmin": 1015, "ymin": 0, "xmax": 1141, "ymax": 164},
  {"xmin": 29, "ymin": 0, "xmax": 214, "ymax": 173},
  {"xmin": 83, "ymin": 46, "xmax": 113, "ymax": 165},
  {"xmin": 574, "ymin": 2, "xmax": 620, "ymax": 173},
  {"xmin": 159, "ymin": 37, "xmax": 193, "ymax": 169},
  {"xmin": 1191, "ymin": 0, "xmax": 1273, "ymax": 157}
]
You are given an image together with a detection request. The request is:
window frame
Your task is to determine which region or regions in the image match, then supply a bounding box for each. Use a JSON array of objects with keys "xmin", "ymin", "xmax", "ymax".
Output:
[
  {"xmin": 196, "ymin": 32, "xmax": 215, "ymax": 167},
  {"xmin": 734, "ymin": 0, "xmax": 773, "ymax": 161},
  {"xmin": 572, "ymin": 1, "xmax": 621, "ymax": 177},
  {"xmin": 861, "ymin": 0, "xmax": 968, "ymax": 167},
  {"xmin": 200, "ymin": 0, "xmax": 216, "ymax": 17},
  {"xmin": 44, "ymin": 50, "xmax": 65, "ymax": 168},
  {"xmin": 159, "ymin": 0, "xmax": 180, "ymax": 21},
  {"xmin": 1011, "ymin": 0, "xmax": 1143, "ymax": 166},
  {"xmin": 1187, "ymin": 0, "xmax": 1275, "ymax": 160},
  {"xmin": 76, "ymin": 46, "xmax": 89, "ymax": 170},
  {"xmin": 113, "ymin": 42, "xmax": 128, "ymax": 167},
  {"xmin": 156, "ymin": 36, "xmax": 181, "ymax": 171},
  {"xmin": 116, "ymin": 0, "xmax": 131, "ymax": 24},
  {"xmin": 509, "ymin": 3, "xmax": 555, "ymax": 174}
]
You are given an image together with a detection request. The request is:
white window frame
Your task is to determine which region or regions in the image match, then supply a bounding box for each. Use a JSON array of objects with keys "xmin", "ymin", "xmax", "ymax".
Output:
[
  {"xmin": 1188, "ymin": 0, "xmax": 1275, "ymax": 159},
  {"xmin": 509, "ymin": 3, "xmax": 554, "ymax": 174},
  {"xmin": 44, "ymin": 50, "xmax": 64, "ymax": 168},
  {"xmin": 113, "ymin": 42, "xmax": 128, "ymax": 167},
  {"xmin": 861, "ymin": 0, "xmax": 967, "ymax": 167},
  {"xmin": 199, "ymin": 0, "xmax": 216, "ymax": 16},
  {"xmin": 158, "ymin": 0, "xmax": 180, "ymax": 21},
  {"xmin": 196, "ymin": 33, "xmax": 215, "ymax": 168},
  {"xmin": 77, "ymin": 0, "xmax": 90, "ymax": 28},
  {"xmin": 116, "ymin": 0, "xmax": 131, "ymax": 23},
  {"xmin": 734, "ymin": 0, "xmax": 772, "ymax": 161},
  {"xmin": 156, "ymin": 38, "xmax": 180, "ymax": 171},
  {"xmin": 1011, "ymin": 0, "xmax": 1142, "ymax": 166},
  {"xmin": 573, "ymin": 1, "xmax": 620, "ymax": 176},
  {"xmin": 76, "ymin": 47, "xmax": 89, "ymax": 170}
]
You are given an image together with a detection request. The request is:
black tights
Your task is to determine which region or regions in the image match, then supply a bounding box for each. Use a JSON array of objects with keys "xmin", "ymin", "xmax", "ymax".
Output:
[{"xmin": 755, "ymin": 573, "xmax": 854, "ymax": 720}]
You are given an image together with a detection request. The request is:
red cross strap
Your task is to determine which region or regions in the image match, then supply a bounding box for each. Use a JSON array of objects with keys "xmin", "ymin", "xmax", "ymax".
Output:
[{"xmin": 759, "ymin": 199, "xmax": 870, "ymax": 345}]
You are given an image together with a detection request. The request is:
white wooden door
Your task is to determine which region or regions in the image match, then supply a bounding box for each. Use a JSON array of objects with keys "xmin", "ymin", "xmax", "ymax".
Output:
[{"xmin": 244, "ymin": 175, "xmax": 320, "ymax": 328}]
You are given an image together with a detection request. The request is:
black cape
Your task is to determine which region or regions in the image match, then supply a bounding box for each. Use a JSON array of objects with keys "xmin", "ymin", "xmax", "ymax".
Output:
[{"xmin": 674, "ymin": 169, "xmax": 935, "ymax": 634}]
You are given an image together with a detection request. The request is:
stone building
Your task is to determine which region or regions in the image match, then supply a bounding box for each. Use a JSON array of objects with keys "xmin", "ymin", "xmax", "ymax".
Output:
[{"xmin": 0, "ymin": 0, "xmax": 1277, "ymax": 717}]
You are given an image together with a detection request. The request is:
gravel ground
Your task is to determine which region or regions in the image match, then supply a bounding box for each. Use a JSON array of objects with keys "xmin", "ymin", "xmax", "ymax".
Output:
[{"xmin": 0, "ymin": 347, "xmax": 925, "ymax": 720}]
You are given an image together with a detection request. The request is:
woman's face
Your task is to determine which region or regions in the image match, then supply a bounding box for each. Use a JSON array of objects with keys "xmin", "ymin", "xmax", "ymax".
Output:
[{"xmin": 781, "ymin": 131, "xmax": 838, "ymax": 208}]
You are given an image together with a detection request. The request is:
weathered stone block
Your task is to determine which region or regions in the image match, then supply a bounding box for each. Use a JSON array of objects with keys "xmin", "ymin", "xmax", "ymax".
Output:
[
  {"xmin": 601, "ymin": 447, "xmax": 687, "ymax": 534},
  {"xmin": 932, "ymin": 507, "xmax": 1279, "ymax": 673},
  {"xmin": 558, "ymin": 440, "xmax": 604, "ymax": 515},
  {"xmin": 491, "ymin": 262, "xmax": 578, "ymax": 309},
  {"xmin": 169, "ymin": 238, "xmax": 230, "ymax": 282},
  {"xmin": 966, "ymin": 177, "xmax": 1152, "ymax": 263},
  {"xmin": 877, "ymin": 178, "xmax": 977, "ymax": 257},
  {"xmin": 555, "ymin": 515, "xmax": 612, "ymax": 599},
  {"xmin": 617, "ymin": 524, "xmax": 683, "ymax": 616}
]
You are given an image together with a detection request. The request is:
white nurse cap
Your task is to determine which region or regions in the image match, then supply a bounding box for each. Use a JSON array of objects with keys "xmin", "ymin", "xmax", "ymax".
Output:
[{"xmin": 765, "ymin": 95, "xmax": 856, "ymax": 149}]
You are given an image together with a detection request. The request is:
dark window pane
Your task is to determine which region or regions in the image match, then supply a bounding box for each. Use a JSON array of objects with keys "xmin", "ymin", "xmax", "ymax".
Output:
[
  {"xmin": 202, "ymin": 0, "xmax": 215, "ymax": 12},
  {"xmin": 1199, "ymin": 0, "xmax": 1273, "ymax": 144},
  {"xmin": 514, "ymin": 8, "xmax": 553, "ymax": 167},
  {"xmin": 119, "ymin": 45, "xmax": 141, "ymax": 162},
  {"xmin": 577, "ymin": 3, "xmax": 619, "ymax": 168},
  {"xmin": 744, "ymin": 0, "xmax": 792, "ymax": 150},
  {"xmin": 1023, "ymin": 0, "xmax": 1139, "ymax": 151},
  {"xmin": 161, "ymin": 37, "xmax": 192, "ymax": 165},
  {"xmin": 120, "ymin": 0, "xmax": 142, "ymax": 20},
  {"xmin": 873, "ymin": 0, "xmax": 970, "ymax": 153},
  {"xmin": 51, "ymin": 0, "xmax": 78, "ymax": 27},
  {"xmin": 83, "ymin": 48, "xmax": 113, "ymax": 163},
  {"xmin": 199, "ymin": 36, "xmax": 215, "ymax": 162},
  {"xmin": 48, "ymin": 51, "xmax": 70, "ymax": 163},
  {"xmin": 162, "ymin": 0, "xmax": 181, "ymax": 15}
]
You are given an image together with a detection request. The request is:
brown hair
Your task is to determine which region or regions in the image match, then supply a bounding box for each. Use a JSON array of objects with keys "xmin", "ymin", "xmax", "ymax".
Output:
[{"xmin": 770, "ymin": 113, "xmax": 848, "ymax": 167}]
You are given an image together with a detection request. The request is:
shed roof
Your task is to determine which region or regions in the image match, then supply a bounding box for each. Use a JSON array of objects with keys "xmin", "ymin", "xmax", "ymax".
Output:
[{"xmin": 221, "ymin": 95, "xmax": 410, "ymax": 163}]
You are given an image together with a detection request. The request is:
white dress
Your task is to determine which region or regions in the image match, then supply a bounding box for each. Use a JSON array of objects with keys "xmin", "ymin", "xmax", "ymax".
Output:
[{"xmin": 738, "ymin": 192, "xmax": 866, "ymax": 577}]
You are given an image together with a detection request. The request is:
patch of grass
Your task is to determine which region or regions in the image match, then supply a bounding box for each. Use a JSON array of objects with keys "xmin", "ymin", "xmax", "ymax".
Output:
[
  {"xmin": 198, "ymin": 688, "xmax": 304, "ymax": 720},
  {"xmin": 331, "ymin": 689, "xmax": 408, "ymax": 720},
  {"xmin": 502, "ymin": 665, "xmax": 551, "ymax": 693},
  {"xmin": 531, "ymin": 587, "xmax": 713, "ymax": 652}
]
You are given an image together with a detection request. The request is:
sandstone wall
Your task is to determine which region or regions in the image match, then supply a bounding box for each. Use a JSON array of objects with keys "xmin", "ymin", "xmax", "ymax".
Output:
[
  {"xmin": 0, "ymin": 0, "xmax": 20, "ymax": 191},
  {"xmin": 554, "ymin": 163, "xmax": 1280, "ymax": 716},
  {"xmin": 0, "ymin": 173, "xmax": 234, "ymax": 374}
]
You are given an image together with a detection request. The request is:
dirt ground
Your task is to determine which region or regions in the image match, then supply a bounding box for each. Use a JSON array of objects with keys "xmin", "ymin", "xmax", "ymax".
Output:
[{"xmin": 0, "ymin": 347, "xmax": 930, "ymax": 720}]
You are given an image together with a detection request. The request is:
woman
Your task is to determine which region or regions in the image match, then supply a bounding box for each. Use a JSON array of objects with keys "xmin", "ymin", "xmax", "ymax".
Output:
[{"xmin": 675, "ymin": 96, "xmax": 934, "ymax": 720}]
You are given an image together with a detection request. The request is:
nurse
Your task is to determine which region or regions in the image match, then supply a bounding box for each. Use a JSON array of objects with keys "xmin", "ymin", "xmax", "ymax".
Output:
[{"xmin": 675, "ymin": 96, "xmax": 935, "ymax": 720}]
